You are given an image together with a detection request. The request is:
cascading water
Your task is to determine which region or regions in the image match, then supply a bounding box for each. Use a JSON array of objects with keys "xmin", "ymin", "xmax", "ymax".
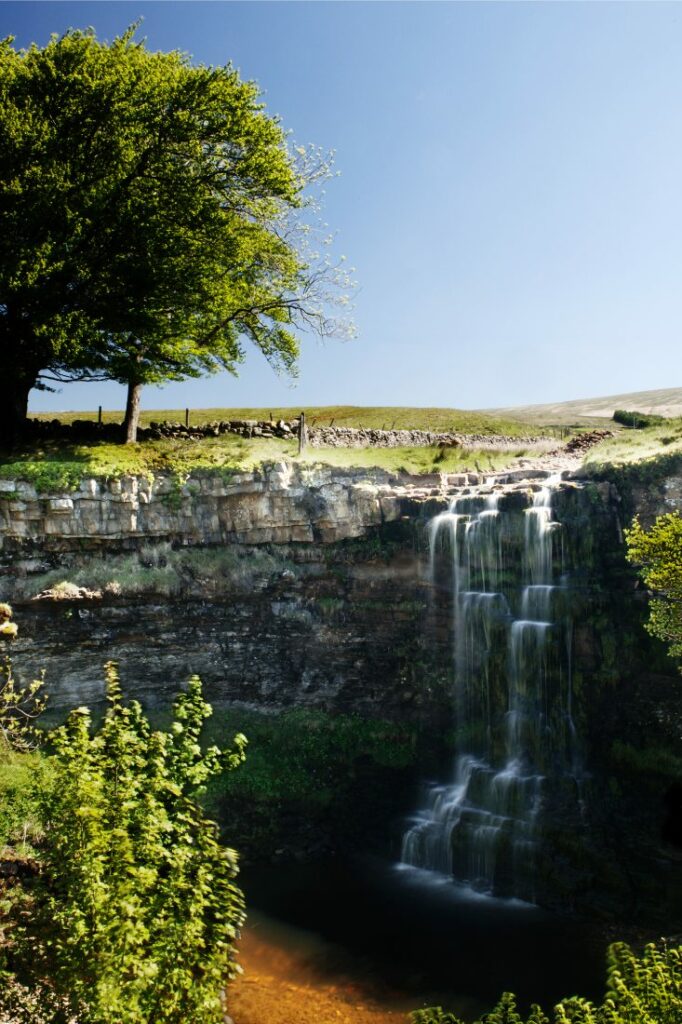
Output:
[{"xmin": 400, "ymin": 476, "xmax": 579, "ymax": 901}]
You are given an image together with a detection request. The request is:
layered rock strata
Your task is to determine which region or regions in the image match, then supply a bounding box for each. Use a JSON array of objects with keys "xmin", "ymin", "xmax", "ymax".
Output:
[{"xmin": 0, "ymin": 464, "xmax": 577, "ymax": 555}]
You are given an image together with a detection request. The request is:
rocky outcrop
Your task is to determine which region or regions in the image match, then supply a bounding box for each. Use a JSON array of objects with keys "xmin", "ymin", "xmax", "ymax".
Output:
[
  {"xmin": 0, "ymin": 464, "xmax": 409, "ymax": 553},
  {"xmin": 0, "ymin": 463, "xmax": 584, "ymax": 558}
]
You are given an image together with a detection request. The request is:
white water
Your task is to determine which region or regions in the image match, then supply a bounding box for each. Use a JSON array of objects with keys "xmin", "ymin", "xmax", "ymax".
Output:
[{"xmin": 400, "ymin": 476, "xmax": 579, "ymax": 900}]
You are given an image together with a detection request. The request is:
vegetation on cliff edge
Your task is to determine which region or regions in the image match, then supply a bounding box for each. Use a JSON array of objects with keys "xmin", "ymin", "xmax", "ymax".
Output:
[
  {"xmin": 626, "ymin": 511, "xmax": 682, "ymax": 673},
  {"xmin": 0, "ymin": 433, "xmax": 542, "ymax": 490}
]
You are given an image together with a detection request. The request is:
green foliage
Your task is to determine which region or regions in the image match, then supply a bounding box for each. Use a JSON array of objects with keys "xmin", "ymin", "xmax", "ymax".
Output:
[
  {"xmin": 0, "ymin": 457, "xmax": 87, "ymax": 492},
  {"xmin": 0, "ymin": 660, "xmax": 45, "ymax": 753},
  {"xmin": 412, "ymin": 1010, "xmax": 464, "ymax": 1024},
  {"xmin": 411, "ymin": 942, "xmax": 682, "ymax": 1024},
  {"xmin": 612, "ymin": 410, "xmax": 665, "ymax": 429},
  {"xmin": 625, "ymin": 512, "xmax": 682, "ymax": 671},
  {"xmin": 0, "ymin": 751, "xmax": 45, "ymax": 855},
  {"xmin": 610, "ymin": 739, "xmax": 682, "ymax": 780},
  {"xmin": 206, "ymin": 708, "xmax": 417, "ymax": 807},
  {"xmin": 0, "ymin": 27, "xmax": 351, "ymax": 436},
  {"xmin": 1, "ymin": 665, "xmax": 248, "ymax": 1024},
  {"xmin": 0, "ymin": 601, "xmax": 46, "ymax": 843},
  {"xmin": 0, "ymin": 604, "xmax": 46, "ymax": 752}
]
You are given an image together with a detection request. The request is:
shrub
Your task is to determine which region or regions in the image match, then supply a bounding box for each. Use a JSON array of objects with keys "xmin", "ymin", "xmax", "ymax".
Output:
[
  {"xmin": 625, "ymin": 512, "xmax": 682, "ymax": 671},
  {"xmin": 411, "ymin": 942, "xmax": 682, "ymax": 1024},
  {"xmin": 613, "ymin": 409, "xmax": 665, "ymax": 429},
  {"xmin": 0, "ymin": 665, "xmax": 247, "ymax": 1024}
]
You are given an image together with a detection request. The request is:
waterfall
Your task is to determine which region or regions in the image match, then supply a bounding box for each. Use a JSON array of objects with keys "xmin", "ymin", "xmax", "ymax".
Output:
[{"xmin": 400, "ymin": 476, "xmax": 578, "ymax": 900}]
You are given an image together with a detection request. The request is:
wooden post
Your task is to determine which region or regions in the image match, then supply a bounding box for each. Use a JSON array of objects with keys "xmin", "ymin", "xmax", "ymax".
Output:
[
  {"xmin": 298, "ymin": 411, "xmax": 307, "ymax": 454},
  {"xmin": 185, "ymin": 408, "xmax": 190, "ymax": 429},
  {"xmin": 98, "ymin": 406, "xmax": 102, "ymax": 426}
]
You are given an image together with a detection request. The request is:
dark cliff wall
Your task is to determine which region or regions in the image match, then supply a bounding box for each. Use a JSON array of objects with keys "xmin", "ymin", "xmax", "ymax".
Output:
[
  {"xmin": 9, "ymin": 534, "xmax": 451, "ymax": 723},
  {"xmin": 1, "ymin": 465, "xmax": 681, "ymax": 926}
]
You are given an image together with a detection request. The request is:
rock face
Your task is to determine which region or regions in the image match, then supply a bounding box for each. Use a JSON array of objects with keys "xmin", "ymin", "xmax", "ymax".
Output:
[
  {"xmin": 11, "ymin": 548, "xmax": 449, "ymax": 718},
  {"xmin": 0, "ymin": 464, "xmax": 408, "ymax": 551},
  {"xmin": 0, "ymin": 464, "xmax": 579, "ymax": 557},
  {"xmin": 1, "ymin": 459, "xmax": 682, "ymax": 927}
]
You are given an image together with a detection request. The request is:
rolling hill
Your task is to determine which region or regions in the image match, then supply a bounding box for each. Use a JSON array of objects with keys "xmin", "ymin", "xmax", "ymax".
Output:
[{"xmin": 483, "ymin": 387, "xmax": 682, "ymax": 425}]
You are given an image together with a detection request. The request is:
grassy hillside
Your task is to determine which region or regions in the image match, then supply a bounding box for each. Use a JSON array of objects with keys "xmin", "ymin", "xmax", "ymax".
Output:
[
  {"xmin": 583, "ymin": 417, "xmax": 682, "ymax": 470},
  {"xmin": 0, "ymin": 434, "xmax": 539, "ymax": 491},
  {"xmin": 31, "ymin": 405, "xmax": 547, "ymax": 437},
  {"xmin": 484, "ymin": 386, "xmax": 682, "ymax": 425}
]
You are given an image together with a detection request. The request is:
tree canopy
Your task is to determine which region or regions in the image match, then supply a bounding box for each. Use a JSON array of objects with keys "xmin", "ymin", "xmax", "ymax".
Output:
[{"xmin": 0, "ymin": 26, "xmax": 352, "ymax": 440}]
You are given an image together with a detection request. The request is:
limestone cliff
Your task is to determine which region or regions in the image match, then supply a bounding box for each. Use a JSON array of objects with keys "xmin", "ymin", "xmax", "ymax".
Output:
[{"xmin": 0, "ymin": 459, "xmax": 680, "ymax": 926}]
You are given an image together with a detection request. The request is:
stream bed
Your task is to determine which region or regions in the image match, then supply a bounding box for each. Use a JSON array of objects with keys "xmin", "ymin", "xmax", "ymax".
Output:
[{"xmin": 234, "ymin": 856, "xmax": 607, "ymax": 1022}]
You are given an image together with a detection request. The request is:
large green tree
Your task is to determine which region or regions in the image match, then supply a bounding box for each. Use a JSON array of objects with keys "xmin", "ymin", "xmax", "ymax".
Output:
[{"xmin": 0, "ymin": 27, "xmax": 353, "ymax": 441}]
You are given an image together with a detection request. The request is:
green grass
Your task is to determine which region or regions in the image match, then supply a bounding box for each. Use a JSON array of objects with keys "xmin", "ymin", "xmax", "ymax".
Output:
[
  {"xmin": 202, "ymin": 707, "xmax": 419, "ymax": 816},
  {"xmin": 31, "ymin": 404, "xmax": 548, "ymax": 436},
  {"xmin": 298, "ymin": 443, "xmax": 536, "ymax": 475},
  {"xmin": 0, "ymin": 749, "xmax": 45, "ymax": 855},
  {"xmin": 0, "ymin": 433, "xmax": 537, "ymax": 490},
  {"xmin": 583, "ymin": 418, "xmax": 682, "ymax": 470},
  {"xmin": 0, "ymin": 435, "xmax": 293, "ymax": 491}
]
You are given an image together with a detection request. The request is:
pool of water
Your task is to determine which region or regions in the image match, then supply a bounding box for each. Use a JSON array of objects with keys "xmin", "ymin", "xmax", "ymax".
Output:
[{"xmin": 241, "ymin": 855, "xmax": 607, "ymax": 1018}]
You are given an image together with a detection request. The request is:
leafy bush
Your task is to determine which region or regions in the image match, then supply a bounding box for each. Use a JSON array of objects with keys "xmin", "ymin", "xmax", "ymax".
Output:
[
  {"xmin": 613, "ymin": 409, "xmax": 665, "ymax": 429},
  {"xmin": 0, "ymin": 665, "xmax": 247, "ymax": 1024},
  {"xmin": 625, "ymin": 511, "xmax": 682, "ymax": 671},
  {"xmin": 412, "ymin": 942, "xmax": 682, "ymax": 1023}
]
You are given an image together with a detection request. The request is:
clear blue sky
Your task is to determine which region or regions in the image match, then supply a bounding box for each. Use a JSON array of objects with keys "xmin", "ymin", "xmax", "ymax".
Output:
[{"xmin": 3, "ymin": 1, "xmax": 682, "ymax": 413}]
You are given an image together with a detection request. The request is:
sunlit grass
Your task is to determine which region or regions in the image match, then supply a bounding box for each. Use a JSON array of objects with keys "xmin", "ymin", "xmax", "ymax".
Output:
[
  {"xmin": 583, "ymin": 418, "xmax": 682, "ymax": 469},
  {"xmin": 298, "ymin": 444, "xmax": 533, "ymax": 475},
  {"xmin": 0, "ymin": 432, "xmax": 537, "ymax": 491}
]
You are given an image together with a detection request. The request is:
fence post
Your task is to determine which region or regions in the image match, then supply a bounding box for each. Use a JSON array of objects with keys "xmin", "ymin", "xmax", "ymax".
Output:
[
  {"xmin": 298, "ymin": 411, "xmax": 307, "ymax": 454},
  {"xmin": 185, "ymin": 408, "xmax": 190, "ymax": 429},
  {"xmin": 98, "ymin": 406, "xmax": 102, "ymax": 426}
]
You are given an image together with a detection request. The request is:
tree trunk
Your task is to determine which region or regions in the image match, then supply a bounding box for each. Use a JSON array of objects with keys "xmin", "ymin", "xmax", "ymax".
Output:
[
  {"xmin": 0, "ymin": 373, "xmax": 32, "ymax": 446},
  {"xmin": 123, "ymin": 380, "xmax": 143, "ymax": 444}
]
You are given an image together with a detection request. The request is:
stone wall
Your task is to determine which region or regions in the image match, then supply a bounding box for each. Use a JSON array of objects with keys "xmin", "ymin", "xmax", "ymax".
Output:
[
  {"xmin": 306, "ymin": 426, "xmax": 549, "ymax": 450},
  {"xmin": 25, "ymin": 414, "xmax": 553, "ymax": 450}
]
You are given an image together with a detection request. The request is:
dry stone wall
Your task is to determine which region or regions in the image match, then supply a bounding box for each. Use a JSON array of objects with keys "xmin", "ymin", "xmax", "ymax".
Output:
[{"xmin": 25, "ymin": 415, "xmax": 552, "ymax": 450}]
